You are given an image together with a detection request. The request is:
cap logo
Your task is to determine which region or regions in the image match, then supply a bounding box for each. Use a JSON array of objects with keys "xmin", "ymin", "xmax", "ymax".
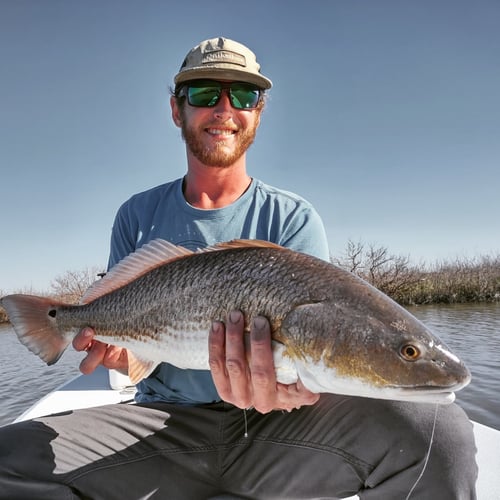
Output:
[{"xmin": 202, "ymin": 50, "xmax": 247, "ymax": 68}]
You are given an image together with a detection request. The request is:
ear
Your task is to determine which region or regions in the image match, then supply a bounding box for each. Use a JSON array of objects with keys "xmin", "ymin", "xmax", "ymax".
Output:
[{"xmin": 170, "ymin": 96, "xmax": 182, "ymax": 127}]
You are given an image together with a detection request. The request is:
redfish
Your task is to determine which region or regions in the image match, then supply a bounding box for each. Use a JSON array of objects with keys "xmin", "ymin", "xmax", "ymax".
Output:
[{"xmin": 1, "ymin": 240, "xmax": 470, "ymax": 403}]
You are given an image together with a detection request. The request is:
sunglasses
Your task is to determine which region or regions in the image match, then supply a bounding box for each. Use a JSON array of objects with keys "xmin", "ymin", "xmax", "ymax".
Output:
[{"xmin": 177, "ymin": 80, "xmax": 262, "ymax": 110}]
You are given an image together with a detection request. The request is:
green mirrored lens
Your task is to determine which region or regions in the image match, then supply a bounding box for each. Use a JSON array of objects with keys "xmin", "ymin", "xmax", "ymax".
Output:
[
  {"xmin": 229, "ymin": 85, "xmax": 260, "ymax": 109},
  {"xmin": 188, "ymin": 86, "xmax": 221, "ymax": 107}
]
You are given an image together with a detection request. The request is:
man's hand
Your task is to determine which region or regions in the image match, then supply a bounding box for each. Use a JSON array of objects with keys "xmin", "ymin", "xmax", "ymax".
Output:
[
  {"xmin": 208, "ymin": 310, "xmax": 320, "ymax": 413},
  {"xmin": 72, "ymin": 328, "xmax": 129, "ymax": 375}
]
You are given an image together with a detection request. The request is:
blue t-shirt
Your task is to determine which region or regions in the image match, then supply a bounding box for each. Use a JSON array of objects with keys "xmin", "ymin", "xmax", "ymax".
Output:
[{"xmin": 108, "ymin": 177, "xmax": 330, "ymax": 405}]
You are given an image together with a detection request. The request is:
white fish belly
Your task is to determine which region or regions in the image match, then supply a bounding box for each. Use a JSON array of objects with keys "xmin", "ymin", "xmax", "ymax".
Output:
[
  {"xmin": 98, "ymin": 331, "xmax": 301, "ymax": 383},
  {"xmin": 98, "ymin": 327, "xmax": 211, "ymax": 370}
]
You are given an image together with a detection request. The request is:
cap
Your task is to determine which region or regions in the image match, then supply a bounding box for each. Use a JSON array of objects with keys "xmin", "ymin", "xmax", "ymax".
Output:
[{"xmin": 174, "ymin": 37, "xmax": 272, "ymax": 90}]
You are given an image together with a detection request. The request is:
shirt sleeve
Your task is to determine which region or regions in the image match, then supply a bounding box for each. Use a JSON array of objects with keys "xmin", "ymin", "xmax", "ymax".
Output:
[
  {"xmin": 278, "ymin": 204, "xmax": 330, "ymax": 262},
  {"xmin": 107, "ymin": 200, "xmax": 139, "ymax": 270}
]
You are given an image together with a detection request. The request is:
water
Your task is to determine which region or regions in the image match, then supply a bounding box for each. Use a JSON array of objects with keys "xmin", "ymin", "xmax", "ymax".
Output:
[
  {"xmin": 0, "ymin": 325, "xmax": 84, "ymax": 426},
  {"xmin": 0, "ymin": 303, "xmax": 499, "ymax": 429},
  {"xmin": 407, "ymin": 303, "xmax": 500, "ymax": 430}
]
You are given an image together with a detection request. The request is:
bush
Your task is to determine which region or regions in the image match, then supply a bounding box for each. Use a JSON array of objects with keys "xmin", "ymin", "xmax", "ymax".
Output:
[
  {"xmin": 50, "ymin": 266, "xmax": 105, "ymax": 304},
  {"xmin": 333, "ymin": 241, "xmax": 500, "ymax": 305},
  {"xmin": 332, "ymin": 240, "xmax": 422, "ymax": 304},
  {"xmin": 405, "ymin": 255, "xmax": 500, "ymax": 304},
  {"xmin": 0, "ymin": 297, "xmax": 6, "ymax": 324}
]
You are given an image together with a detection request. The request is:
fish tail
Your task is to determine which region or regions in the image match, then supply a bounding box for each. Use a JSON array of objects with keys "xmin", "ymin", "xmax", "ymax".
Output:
[{"xmin": 1, "ymin": 294, "xmax": 71, "ymax": 365}]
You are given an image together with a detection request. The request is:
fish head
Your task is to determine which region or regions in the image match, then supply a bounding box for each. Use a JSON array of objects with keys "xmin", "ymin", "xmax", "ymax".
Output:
[{"xmin": 281, "ymin": 292, "xmax": 471, "ymax": 404}]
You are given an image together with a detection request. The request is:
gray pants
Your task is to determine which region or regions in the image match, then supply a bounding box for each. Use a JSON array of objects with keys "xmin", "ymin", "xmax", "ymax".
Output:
[{"xmin": 0, "ymin": 395, "xmax": 477, "ymax": 499}]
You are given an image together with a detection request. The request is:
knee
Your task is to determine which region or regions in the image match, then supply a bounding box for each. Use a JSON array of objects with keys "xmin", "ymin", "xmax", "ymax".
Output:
[
  {"xmin": 379, "ymin": 402, "xmax": 477, "ymax": 497},
  {"xmin": 423, "ymin": 403, "xmax": 477, "ymax": 491},
  {"xmin": 0, "ymin": 420, "xmax": 58, "ymax": 465},
  {"xmin": 337, "ymin": 399, "xmax": 477, "ymax": 498}
]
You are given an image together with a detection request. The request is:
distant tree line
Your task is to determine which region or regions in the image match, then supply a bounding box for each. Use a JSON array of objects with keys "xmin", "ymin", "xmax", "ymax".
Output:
[
  {"xmin": 332, "ymin": 240, "xmax": 500, "ymax": 305},
  {"xmin": 1, "ymin": 243, "xmax": 499, "ymax": 324}
]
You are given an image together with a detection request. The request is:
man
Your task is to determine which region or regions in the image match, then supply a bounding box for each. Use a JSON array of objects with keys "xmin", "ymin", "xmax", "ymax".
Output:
[{"xmin": 0, "ymin": 37, "xmax": 476, "ymax": 499}]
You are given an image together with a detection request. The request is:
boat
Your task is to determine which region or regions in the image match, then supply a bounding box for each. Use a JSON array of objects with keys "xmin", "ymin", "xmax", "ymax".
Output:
[{"xmin": 15, "ymin": 367, "xmax": 500, "ymax": 500}]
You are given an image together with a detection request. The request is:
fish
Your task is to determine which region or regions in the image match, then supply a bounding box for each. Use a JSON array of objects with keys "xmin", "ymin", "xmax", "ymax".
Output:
[{"xmin": 1, "ymin": 239, "xmax": 471, "ymax": 404}]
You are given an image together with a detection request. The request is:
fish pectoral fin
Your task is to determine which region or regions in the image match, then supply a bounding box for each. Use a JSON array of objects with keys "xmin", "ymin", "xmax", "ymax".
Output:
[
  {"xmin": 126, "ymin": 350, "xmax": 158, "ymax": 384},
  {"xmin": 272, "ymin": 341, "xmax": 299, "ymax": 385}
]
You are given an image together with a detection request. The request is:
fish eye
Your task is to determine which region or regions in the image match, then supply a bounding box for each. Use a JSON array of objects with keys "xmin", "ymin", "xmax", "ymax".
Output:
[{"xmin": 400, "ymin": 343, "xmax": 421, "ymax": 361}]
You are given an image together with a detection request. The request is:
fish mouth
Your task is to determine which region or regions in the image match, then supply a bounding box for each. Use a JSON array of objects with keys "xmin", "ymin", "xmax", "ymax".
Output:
[
  {"xmin": 366, "ymin": 386, "xmax": 456, "ymax": 405},
  {"xmin": 395, "ymin": 371, "xmax": 471, "ymax": 394},
  {"xmin": 387, "ymin": 376, "xmax": 471, "ymax": 405},
  {"xmin": 396, "ymin": 390, "xmax": 457, "ymax": 405}
]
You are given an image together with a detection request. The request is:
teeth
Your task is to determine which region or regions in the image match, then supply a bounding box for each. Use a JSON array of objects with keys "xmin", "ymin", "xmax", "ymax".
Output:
[{"xmin": 207, "ymin": 128, "xmax": 234, "ymax": 136}]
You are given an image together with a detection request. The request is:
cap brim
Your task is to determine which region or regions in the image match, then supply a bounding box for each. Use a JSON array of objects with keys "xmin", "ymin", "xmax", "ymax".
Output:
[{"xmin": 174, "ymin": 67, "xmax": 272, "ymax": 89}]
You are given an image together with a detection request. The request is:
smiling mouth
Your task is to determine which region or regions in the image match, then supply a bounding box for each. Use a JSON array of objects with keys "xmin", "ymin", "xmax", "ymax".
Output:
[{"xmin": 206, "ymin": 128, "xmax": 236, "ymax": 136}]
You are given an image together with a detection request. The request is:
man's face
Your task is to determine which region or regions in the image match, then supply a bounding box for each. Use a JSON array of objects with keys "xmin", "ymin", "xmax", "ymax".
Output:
[{"xmin": 172, "ymin": 82, "xmax": 262, "ymax": 167}]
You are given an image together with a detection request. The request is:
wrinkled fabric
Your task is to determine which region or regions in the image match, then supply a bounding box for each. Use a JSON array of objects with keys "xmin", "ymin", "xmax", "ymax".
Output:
[{"xmin": 0, "ymin": 396, "xmax": 477, "ymax": 499}]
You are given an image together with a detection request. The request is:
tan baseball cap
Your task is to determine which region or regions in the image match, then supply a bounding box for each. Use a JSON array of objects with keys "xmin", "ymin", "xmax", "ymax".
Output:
[{"xmin": 174, "ymin": 37, "xmax": 272, "ymax": 90}]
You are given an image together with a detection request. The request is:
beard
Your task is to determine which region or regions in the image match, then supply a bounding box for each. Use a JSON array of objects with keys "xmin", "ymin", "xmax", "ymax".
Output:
[{"xmin": 180, "ymin": 114, "xmax": 260, "ymax": 168}]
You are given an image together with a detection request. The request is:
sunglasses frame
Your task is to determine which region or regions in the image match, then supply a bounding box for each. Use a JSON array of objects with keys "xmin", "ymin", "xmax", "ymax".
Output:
[{"xmin": 177, "ymin": 80, "xmax": 263, "ymax": 110}]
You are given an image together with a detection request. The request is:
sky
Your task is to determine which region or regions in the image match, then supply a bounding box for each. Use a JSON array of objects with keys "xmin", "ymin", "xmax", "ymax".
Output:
[{"xmin": 0, "ymin": 0, "xmax": 499, "ymax": 293}]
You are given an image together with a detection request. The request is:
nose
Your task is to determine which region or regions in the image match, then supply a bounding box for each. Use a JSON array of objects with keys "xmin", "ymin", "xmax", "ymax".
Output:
[{"xmin": 212, "ymin": 89, "xmax": 233, "ymax": 119}]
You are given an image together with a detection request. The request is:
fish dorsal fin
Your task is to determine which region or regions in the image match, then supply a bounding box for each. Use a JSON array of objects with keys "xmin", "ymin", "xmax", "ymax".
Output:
[
  {"xmin": 80, "ymin": 239, "xmax": 194, "ymax": 304},
  {"xmin": 80, "ymin": 239, "xmax": 284, "ymax": 304},
  {"xmin": 201, "ymin": 239, "xmax": 285, "ymax": 252}
]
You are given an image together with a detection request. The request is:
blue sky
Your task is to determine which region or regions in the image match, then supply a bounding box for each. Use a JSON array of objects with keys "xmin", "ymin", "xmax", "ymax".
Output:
[{"xmin": 1, "ymin": 0, "xmax": 499, "ymax": 292}]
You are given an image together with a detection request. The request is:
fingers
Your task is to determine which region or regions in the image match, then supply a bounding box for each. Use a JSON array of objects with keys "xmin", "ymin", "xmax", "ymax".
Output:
[
  {"xmin": 73, "ymin": 327, "xmax": 128, "ymax": 374},
  {"xmin": 276, "ymin": 380, "xmax": 321, "ymax": 411},
  {"xmin": 225, "ymin": 311, "xmax": 252, "ymax": 407},
  {"xmin": 209, "ymin": 311, "xmax": 252, "ymax": 408},
  {"xmin": 208, "ymin": 311, "xmax": 319, "ymax": 414},
  {"xmin": 72, "ymin": 327, "xmax": 95, "ymax": 351},
  {"xmin": 248, "ymin": 316, "xmax": 277, "ymax": 413},
  {"xmin": 78, "ymin": 338, "xmax": 108, "ymax": 374},
  {"xmin": 208, "ymin": 320, "xmax": 231, "ymax": 400},
  {"xmin": 73, "ymin": 327, "xmax": 101, "ymax": 374},
  {"xmin": 209, "ymin": 311, "xmax": 276, "ymax": 412}
]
